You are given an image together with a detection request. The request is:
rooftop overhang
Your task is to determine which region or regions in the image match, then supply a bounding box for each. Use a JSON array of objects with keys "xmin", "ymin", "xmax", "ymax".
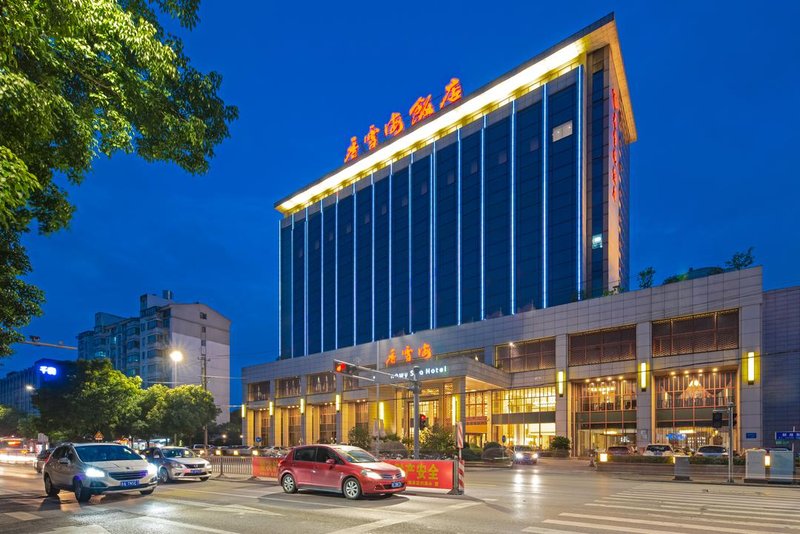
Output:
[{"xmin": 276, "ymin": 13, "xmax": 636, "ymax": 216}]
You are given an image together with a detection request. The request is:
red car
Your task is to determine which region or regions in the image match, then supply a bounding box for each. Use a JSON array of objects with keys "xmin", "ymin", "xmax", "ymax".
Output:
[{"xmin": 278, "ymin": 444, "xmax": 407, "ymax": 500}]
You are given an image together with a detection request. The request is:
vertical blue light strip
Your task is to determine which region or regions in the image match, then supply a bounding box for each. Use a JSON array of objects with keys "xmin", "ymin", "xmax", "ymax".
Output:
[
  {"xmin": 334, "ymin": 195, "xmax": 339, "ymax": 349},
  {"xmin": 480, "ymin": 116, "xmax": 486, "ymax": 320},
  {"xmin": 290, "ymin": 214, "xmax": 294, "ymax": 357},
  {"xmin": 352, "ymin": 184, "xmax": 356, "ymax": 345},
  {"xmin": 304, "ymin": 207, "xmax": 309, "ymax": 355},
  {"xmin": 542, "ymin": 84, "xmax": 548, "ymax": 309},
  {"xmin": 456, "ymin": 129, "xmax": 462, "ymax": 325},
  {"xmin": 319, "ymin": 203, "xmax": 324, "ymax": 351},
  {"xmin": 430, "ymin": 142, "xmax": 435, "ymax": 330},
  {"xmin": 278, "ymin": 219, "xmax": 282, "ymax": 357},
  {"xmin": 371, "ymin": 174, "xmax": 375, "ymax": 342},
  {"xmin": 388, "ymin": 163, "xmax": 393, "ymax": 339},
  {"xmin": 408, "ymin": 153, "xmax": 413, "ymax": 333},
  {"xmin": 576, "ymin": 65, "xmax": 583, "ymax": 301},
  {"xmin": 510, "ymin": 99, "xmax": 516, "ymax": 315}
]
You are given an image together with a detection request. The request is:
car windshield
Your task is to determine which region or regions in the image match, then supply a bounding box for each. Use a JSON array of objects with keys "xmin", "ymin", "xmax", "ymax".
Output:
[
  {"xmin": 163, "ymin": 448, "xmax": 197, "ymax": 458},
  {"xmin": 647, "ymin": 445, "xmax": 671, "ymax": 452},
  {"xmin": 700, "ymin": 446, "xmax": 725, "ymax": 453},
  {"xmin": 334, "ymin": 447, "xmax": 378, "ymax": 463},
  {"xmin": 76, "ymin": 445, "xmax": 142, "ymax": 462}
]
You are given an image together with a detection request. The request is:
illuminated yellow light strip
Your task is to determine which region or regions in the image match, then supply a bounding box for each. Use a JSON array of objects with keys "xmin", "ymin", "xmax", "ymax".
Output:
[
  {"xmin": 335, "ymin": 393, "xmax": 341, "ymax": 412},
  {"xmin": 639, "ymin": 361, "xmax": 648, "ymax": 390},
  {"xmin": 378, "ymin": 401, "xmax": 385, "ymax": 421},
  {"xmin": 241, "ymin": 404, "xmax": 246, "ymax": 418},
  {"xmin": 268, "ymin": 400, "xmax": 274, "ymax": 416},
  {"xmin": 299, "ymin": 398, "xmax": 305, "ymax": 414},
  {"xmin": 451, "ymin": 396, "xmax": 457, "ymax": 426},
  {"xmin": 746, "ymin": 351, "xmax": 755, "ymax": 384},
  {"xmin": 278, "ymin": 41, "xmax": 584, "ymax": 213},
  {"xmin": 557, "ymin": 370, "xmax": 565, "ymax": 397}
]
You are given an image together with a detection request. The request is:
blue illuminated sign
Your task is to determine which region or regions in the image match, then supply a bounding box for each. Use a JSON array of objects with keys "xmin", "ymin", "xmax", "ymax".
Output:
[
  {"xmin": 775, "ymin": 431, "xmax": 800, "ymax": 440},
  {"xmin": 666, "ymin": 433, "xmax": 686, "ymax": 441},
  {"xmin": 38, "ymin": 365, "xmax": 57, "ymax": 376}
]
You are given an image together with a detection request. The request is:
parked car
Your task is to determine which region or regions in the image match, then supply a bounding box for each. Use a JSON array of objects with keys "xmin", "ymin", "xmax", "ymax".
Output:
[
  {"xmin": 279, "ymin": 445, "xmax": 406, "ymax": 500},
  {"xmin": 35, "ymin": 447, "xmax": 55, "ymax": 474},
  {"xmin": 43, "ymin": 442, "xmax": 158, "ymax": 502},
  {"xmin": 482, "ymin": 446, "xmax": 512, "ymax": 462},
  {"xmin": 220, "ymin": 445, "xmax": 255, "ymax": 456},
  {"xmin": 509, "ymin": 445, "xmax": 539, "ymax": 464},
  {"xmin": 695, "ymin": 445, "xmax": 727, "ymax": 458},
  {"xmin": 191, "ymin": 444, "xmax": 216, "ymax": 457},
  {"xmin": 643, "ymin": 444, "xmax": 674, "ymax": 457},
  {"xmin": 606, "ymin": 445, "xmax": 635, "ymax": 456},
  {"xmin": 142, "ymin": 446, "xmax": 211, "ymax": 483}
]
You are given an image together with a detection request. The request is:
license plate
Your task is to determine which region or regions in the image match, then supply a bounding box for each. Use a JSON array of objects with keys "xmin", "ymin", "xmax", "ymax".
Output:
[
  {"xmin": 190, "ymin": 469, "xmax": 203, "ymax": 474},
  {"xmin": 121, "ymin": 480, "xmax": 139, "ymax": 487},
  {"xmin": 391, "ymin": 481, "xmax": 402, "ymax": 488}
]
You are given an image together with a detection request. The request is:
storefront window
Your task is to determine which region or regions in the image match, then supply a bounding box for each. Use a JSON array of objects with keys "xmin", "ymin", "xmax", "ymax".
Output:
[
  {"xmin": 573, "ymin": 379, "xmax": 637, "ymax": 412},
  {"xmin": 573, "ymin": 379, "xmax": 637, "ymax": 456},
  {"xmin": 354, "ymin": 402, "xmax": 368, "ymax": 430},
  {"xmin": 495, "ymin": 338, "xmax": 556, "ymax": 372},
  {"xmin": 286, "ymin": 408, "xmax": 301, "ymax": 446},
  {"xmin": 318, "ymin": 404, "xmax": 336, "ymax": 443},
  {"xmin": 492, "ymin": 387, "xmax": 556, "ymax": 414}
]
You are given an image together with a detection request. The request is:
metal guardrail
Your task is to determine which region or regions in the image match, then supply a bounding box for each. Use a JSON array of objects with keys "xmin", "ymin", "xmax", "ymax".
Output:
[{"xmin": 209, "ymin": 455, "xmax": 253, "ymax": 477}]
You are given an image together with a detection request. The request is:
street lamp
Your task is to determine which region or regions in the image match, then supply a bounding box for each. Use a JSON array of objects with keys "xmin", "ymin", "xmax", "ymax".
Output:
[
  {"xmin": 169, "ymin": 350, "xmax": 184, "ymax": 387},
  {"xmin": 25, "ymin": 385, "xmax": 34, "ymax": 392}
]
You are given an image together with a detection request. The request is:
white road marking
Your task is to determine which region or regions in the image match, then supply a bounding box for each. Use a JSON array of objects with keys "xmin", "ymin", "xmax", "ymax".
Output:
[
  {"xmin": 612, "ymin": 491, "xmax": 800, "ymax": 508},
  {"xmin": 522, "ymin": 527, "xmax": 578, "ymax": 534},
  {"xmin": 560, "ymin": 512, "xmax": 776, "ymax": 534},
  {"xmin": 545, "ymin": 519, "xmax": 672, "ymax": 533},
  {"xmin": 145, "ymin": 517, "xmax": 243, "ymax": 534},
  {"xmin": 5, "ymin": 511, "xmax": 40, "ymax": 521},
  {"xmin": 598, "ymin": 498, "xmax": 800, "ymax": 518},
  {"xmin": 43, "ymin": 526, "xmax": 110, "ymax": 533},
  {"xmin": 325, "ymin": 500, "xmax": 480, "ymax": 534},
  {"xmin": 585, "ymin": 502, "xmax": 800, "ymax": 523}
]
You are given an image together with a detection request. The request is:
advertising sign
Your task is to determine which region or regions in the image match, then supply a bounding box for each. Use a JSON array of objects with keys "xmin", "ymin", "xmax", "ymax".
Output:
[
  {"xmin": 385, "ymin": 459, "xmax": 454, "ymax": 490},
  {"xmin": 252, "ymin": 457, "xmax": 281, "ymax": 478}
]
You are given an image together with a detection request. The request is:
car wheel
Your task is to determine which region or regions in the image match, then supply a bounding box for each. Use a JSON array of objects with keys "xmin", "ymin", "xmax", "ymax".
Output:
[
  {"xmin": 199, "ymin": 476, "xmax": 210, "ymax": 482},
  {"xmin": 44, "ymin": 474, "xmax": 59, "ymax": 497},
  {"xmin": 158, "ymin": 467, "xmax": 171, "ymax": 484},
  {"xmin": 73, "ymin": 479, "xmax": 92, "ymax": 503},
  {"xmin": 342, "ymin": 477, "xmax": 362, "ymax": 500},
  {"xmin": 281, "ymin": 473, "xmax": 297, "ymax": 494},
  {"xmin": 139, "ymin": 488, "xmax": 155, "ymax": 495}
]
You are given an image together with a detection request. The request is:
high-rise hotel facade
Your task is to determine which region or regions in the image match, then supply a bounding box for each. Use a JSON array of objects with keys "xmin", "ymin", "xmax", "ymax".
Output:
[{"xmin": 243, "ymin": 14, "xmax": 793, "ymax": 455}]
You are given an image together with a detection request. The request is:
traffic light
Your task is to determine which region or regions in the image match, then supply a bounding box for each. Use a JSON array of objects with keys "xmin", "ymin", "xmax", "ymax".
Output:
[
  {"xmin": 419, "ymin": 414, "xmax": 428, "ymax": 430},
  {"xmin": 712, "ymin": 411, "xmax": 723, "ymax": 429},
  {"xmin": 334, "ymin": 361, "xmax": 356, "ymax": 375}
]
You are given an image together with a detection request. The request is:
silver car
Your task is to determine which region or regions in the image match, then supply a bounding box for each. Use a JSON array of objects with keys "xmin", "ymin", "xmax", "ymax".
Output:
[{"xmin": 43, "ymin": 443, "xmax": 158, "ymax": 502}]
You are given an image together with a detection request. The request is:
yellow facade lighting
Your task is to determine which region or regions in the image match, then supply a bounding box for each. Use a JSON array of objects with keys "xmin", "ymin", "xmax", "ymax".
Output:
[
  {"xmin": 746, "ymin": 351, "xmax": 756, "ymax": 385},
  {"xmin": 378, "ymin": 401, "xmax": 385, "ymax": 421},
  {"xmin": 335, "ymin": 394, "xmax": 341, "ymax": 413},
  {"xmin": 451, "ymin": 396, "xmax": 457, "ymax": 426},
  {"xmin": 268, "ymin": 400, "xmax": 274, "ymax": 417},
  {"xmin": 599, "ymin": 452, "xmax": 608, "ymax": 463},
  {"xmin": 299, "ymin": 398, "xmax": 305, "ymax": 415},
  {"xmin": 557, "ymin": 370, "xmax": 565, "ymax": 397},
  {"xmin": 639, "ymin": 361, "xmax": 648, "ymax": 391}
]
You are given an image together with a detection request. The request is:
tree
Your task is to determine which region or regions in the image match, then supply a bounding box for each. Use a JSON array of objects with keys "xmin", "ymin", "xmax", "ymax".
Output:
[
  {"xmin": 550, "ymin": 436, "xmax": 571, "ymax": 451},
  {"xmin": 638, "ymin": 267, "xmax": 655, "ymax": 289},
  {"xmin": 0, "ymin": 404, "xmax": 23, "ymax": 435},
  {"xmin": 157, "ymin": 385, "xmax": 218, "ymax": 444},
  {"xmin": 134, "ymin": 383, "xmax": 169, "ymax": 442},
  {"xmin": 348, "ymin": 426, "xmax": 371, "ymax": 449},
  {"xmin": 725, "ymin": 247, "xmax": 755, "ymax": 270},
  {"xmin": 0, "ymin": 0, "xmax": 238, "ymax": 357},
  {"xmin": 34, "ymin": 359, "xmax": 142, "ymax": 440},
  {"xmin": 420, "ymin": 424, "xmax": 455, "ymax": 455}
]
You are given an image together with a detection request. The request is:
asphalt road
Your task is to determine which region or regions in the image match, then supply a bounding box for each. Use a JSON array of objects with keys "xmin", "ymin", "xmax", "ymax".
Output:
[{"xmin": 1, "ymin": 460, "xmax": 799, "ymax": 533}]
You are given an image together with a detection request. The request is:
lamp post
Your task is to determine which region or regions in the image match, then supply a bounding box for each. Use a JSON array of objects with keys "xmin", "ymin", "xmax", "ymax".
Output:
[{"xmin": 169, "ymin": 350, "xmax": 184, "ymax": 445}]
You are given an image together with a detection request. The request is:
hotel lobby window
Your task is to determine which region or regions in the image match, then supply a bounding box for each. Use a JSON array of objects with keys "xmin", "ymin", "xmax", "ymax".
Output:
[{"xmin": 573, "ymin": 379, "xmax": 637, "ymax": 456}]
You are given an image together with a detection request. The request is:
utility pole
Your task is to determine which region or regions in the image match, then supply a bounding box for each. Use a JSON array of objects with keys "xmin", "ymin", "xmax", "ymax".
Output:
[
  {"xmin": 411, "ymin": 366, "xmax": 420, "ymax": 460},
  {"xmin": 201, "ymin": 329, "xmax": 209, "ymax": 454},
  {"xmin": 727, "ymin": 401, "xmax": 734, "ymax": 484}
]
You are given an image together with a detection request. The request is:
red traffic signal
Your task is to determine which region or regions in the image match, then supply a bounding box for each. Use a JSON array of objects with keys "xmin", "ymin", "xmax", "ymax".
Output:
[
  {"xmin": 334, "ymin": 361, "xmax": 357, "ymax": 375},
  {"xmin": 419, "ymin": 414, "xmax": 428, "ymax": 430}
]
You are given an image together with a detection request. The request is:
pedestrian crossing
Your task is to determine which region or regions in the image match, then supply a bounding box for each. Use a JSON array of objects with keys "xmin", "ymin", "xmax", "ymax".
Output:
[{"xmin": 524, "ymin": 482, "xmax": 800, "ymax": 533}]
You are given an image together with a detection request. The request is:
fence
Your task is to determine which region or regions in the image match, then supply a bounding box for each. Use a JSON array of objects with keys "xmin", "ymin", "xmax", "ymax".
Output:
[{"xmin": 209, "ymin": 455, "xmax": 253, "ymax": 477}]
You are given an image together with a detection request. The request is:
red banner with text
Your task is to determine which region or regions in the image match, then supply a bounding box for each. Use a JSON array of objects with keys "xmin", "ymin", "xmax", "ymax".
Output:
[
  {"xmin": 385, "ymin": 459, "xmax": 454, "ymax": 490},
  {"xmin": 252, "ymin": 457, "xmax": 280, "ymax": 478}
]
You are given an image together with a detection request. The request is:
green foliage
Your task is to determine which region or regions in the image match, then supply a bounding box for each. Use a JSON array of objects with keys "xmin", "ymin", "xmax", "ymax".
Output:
[
  {"xmin": 638, "ymin": 266, "xmax": 655, "ymax": 289},
  {"xmin": 483, "ymin": 441, "xmax": 502, "ymax": 450},
  {"xmin": 550, "ymin": 436, "xmax": 571, "ymax": 451},
  {"xmin": 34, "ymin": 359, "xmax": 142, "ymax": 441},
  {"xmin": 0, "ymin": 0, "xmax": 237, "ymax": 357},
  {"xmin": 348, "ymin": 425, "xmax": 371, "ymax": 449},
  {"xmin": 155, "ymin": 385, "xmax": 218, "ymax": 442},
  {"xmin": 460, "ymin": 445, "xmax": 482, "ymax": 461},
  {"xmin": 725, "ymin": 247, "xmax": 755, "ymax": 270},
  {"xmin": 420, "ymin": 423, "xmax": 455, "ymax": 455},
  {"xmin": 0, "ymin": 404, "xmax": 23, "ymax": 434}
]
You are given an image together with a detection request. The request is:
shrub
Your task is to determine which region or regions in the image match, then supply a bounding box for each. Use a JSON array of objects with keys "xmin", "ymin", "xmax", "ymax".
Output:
[
  {"xmin": 460, "ymin": 446, "xmax": 482, "ymax": 461},
  {"xmin": 550, "ymin": 436, "xmax": 570, "ymax": 451},
  {"xmin": 420, "ymin": 423, "xmax": 455, "ymax": 455},
  {"xmin": 483, "ymin": 441, "xmax": 503, "ymax": 451},
  {"xmin": 347, "ymin": 426, "xmax": 371, "ymax": 449}
]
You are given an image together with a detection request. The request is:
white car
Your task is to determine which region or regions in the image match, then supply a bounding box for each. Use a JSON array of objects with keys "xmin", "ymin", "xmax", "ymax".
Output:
[
  {"xmin": 695, "ymin": 445, "xmax": 727, "ymax": 458},
  {"xmin": 643, "ymin": 444, "xmax": 674, "ymax": 457},
  {"xmin": 43, "ymin": 443, "xmax": 158, "ymax": 502},
  {"xmin": 142, "ymin": 446, "xmax": 212, "ymax": 483}
]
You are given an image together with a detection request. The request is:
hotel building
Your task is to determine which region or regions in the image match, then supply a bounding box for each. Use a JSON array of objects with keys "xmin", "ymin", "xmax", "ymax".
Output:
[{"xmin": 242, "ymin": 14, "xmax": 794, "ymax": 454}]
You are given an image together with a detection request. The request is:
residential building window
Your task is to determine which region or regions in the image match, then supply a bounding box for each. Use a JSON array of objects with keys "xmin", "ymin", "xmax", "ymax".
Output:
[
  {"xmin": 569, "ymin": 326, "xmax": 636, "ymax": 366},
  {"xmin": 652, "ymin": 310, "xmax": 739, "ymax": 357},
  {"xmin": 495, "ymin": 338, "xmax": 556, "ymax": 372}
]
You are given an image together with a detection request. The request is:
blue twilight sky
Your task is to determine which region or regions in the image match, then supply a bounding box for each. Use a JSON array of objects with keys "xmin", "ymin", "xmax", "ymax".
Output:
[{"xmin": 5, "ymin": 1, "xmax": 800, "ymax": 405}]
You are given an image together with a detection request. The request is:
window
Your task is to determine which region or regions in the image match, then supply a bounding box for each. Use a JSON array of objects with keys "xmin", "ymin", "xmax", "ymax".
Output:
[
  {"xmin": 276, "ymin": 377, "xmax": 300, "ymax": 398},
  {"xmin": 551, "ymin": 120, "xmax": 573, "ymax": 142},
  {"xmin": 200, "ymin": 312, "xmax": 208, "ymax": 320},
  {"xmin": 495, "ymin": 338, "xmax": 556, "ymax": 372},
  {"xmin": 307, "ymin": 372, "xmax": 336, "ymax": 394},
  {"xmin": 248, "ymin": 381, "xmax": 269, "ymax": 402},
  {"xmin": 569, "ymin": 326, "xmax": 636, "ymax": 366},
  {"xmin": 656, "ymin": 371, "xmax": 735, "ymax": 409},
  {"xmin": 318, "ymin": 405, "xmax": 336, "ymax": 443},
  {"xmin": 355, "ymin": 402, "xmax": 369, "ymax": 430},
  {"xmin": 287, "ymin": 408, "xmax": 302, "ymax": 446},
  {"xmin": 492, "ymin": 387, "xmax": 556, "ymax": 414},
  {"xmin": 465, "ymin": 391, "xmax": 490, "ymax": 422},
  {"xmin": 294, "ymin": 446, "xmax": 315, "ymax": 462},
  {"xmin": 574, "ymin": 379, "xmax": 637, "ymax": 412},
  {"xmin": 652, "ymin": 310, "xmax": 739, "ymax": 357},
  {"xmin": 592, "ymin": 234, "xmax": 603, "ymax": 249}
]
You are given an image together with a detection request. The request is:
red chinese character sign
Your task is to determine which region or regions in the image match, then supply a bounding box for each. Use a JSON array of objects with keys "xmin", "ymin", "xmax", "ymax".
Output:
[
  {"xmin": 384, "ymin": 343, "xmax": 433, "ymax": 367},
  {"xmin": 343, "ymin": 78, "xmax": 463, "ymax": 163}
]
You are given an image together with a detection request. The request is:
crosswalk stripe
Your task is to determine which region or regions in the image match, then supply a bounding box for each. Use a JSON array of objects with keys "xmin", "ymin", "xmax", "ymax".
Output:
[
  {"xmin": 560, "ymin": 513, "xmax": 778, "ymax": 534},
  {"xmin": 603, "ymin": 494, "xmax": 800, "ymax": 512},
  {"xmin": 647, "ymin": 512, "xmax": 800, "ymax": 531},
  {"xmin": 614, "ymin": 491, "xmax": 800, "ymax": 505},
  {"xmin": 617, "ymin": 488, "xmax": 800, "ymax": 502},
  {"xmin": 585, "ymin": 503, "xmax": 800, "ymax": 524},
  {"xmin": 5, "ymin": 511, "xmax": 40, "ymax": 521},
  {"xmin": 521, "ymin": 527, "xmax": 579, "ymax": 534},
  {"xmin": 598, "ymin": 498, "xmax": 800, "ymax": 518},
  {"xmin": 545, "ymin": 519, "xmax": 667, "ymax": 533}
]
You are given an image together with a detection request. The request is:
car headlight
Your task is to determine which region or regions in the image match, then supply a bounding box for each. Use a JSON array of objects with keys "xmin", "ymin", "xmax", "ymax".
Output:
[
  {"xmin": 147, "ymin": 464, "xmax": 158, "ymax": 476},
  {"xmin": 515, "ymin": 452, "xmax": 523, "ymax": 460},
  {"xmin": 532, "ymin": 453, "xmax": 539, "ymax": 459},
  {"xmin": 361, "ymin": 469, "xmax": 383, "ymax": 480},
  {"xmin": 398, "ymin": 469, "xmax": 406, "ymax": 478},
  {"xmin": 85, "ymin": 467, "xmax": 105, "ymax": 478}
]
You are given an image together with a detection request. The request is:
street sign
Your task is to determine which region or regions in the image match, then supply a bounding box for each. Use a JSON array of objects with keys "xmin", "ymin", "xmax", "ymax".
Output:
[
  {"xmin": 94, "ymin": 431, "xmax": 104, "ymax": 441},
  {"xmin": 745, "ymin": 432, "xmax": 757, "ymax": 439},
  {"xmin": 775, "ymin": 431, "xmax": 800, "ymax": 440},
  {"xmin": 255, "ymin": 437, "xmax": 262, "ymax": 443},
  {"xmin": 501, "ymin": 435, "xmax": 506, "ymax": 444}
]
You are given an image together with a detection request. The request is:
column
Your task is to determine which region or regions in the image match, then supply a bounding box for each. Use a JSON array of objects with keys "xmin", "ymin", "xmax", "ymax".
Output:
[
  {"xmin": 739, "ymin": 303, "xmax": 763, "ymax": 450},
  {"xmin": 335, "ymin": 373, "xmax": 343, "ymax": 444},
  {"xmin": 635, "ymin": 321, "xmax": 653, "ymax": 453},
  {"xmin": 268, "ymin": 400, "xmax": 276, "ymax": 447},
  {"xmin": 554, "ymin": 334, "xmax": 569, "ymax": 447},
  {"xmin": 299, "ymin": 375, "xmax": 308, "ymax": 445}
]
